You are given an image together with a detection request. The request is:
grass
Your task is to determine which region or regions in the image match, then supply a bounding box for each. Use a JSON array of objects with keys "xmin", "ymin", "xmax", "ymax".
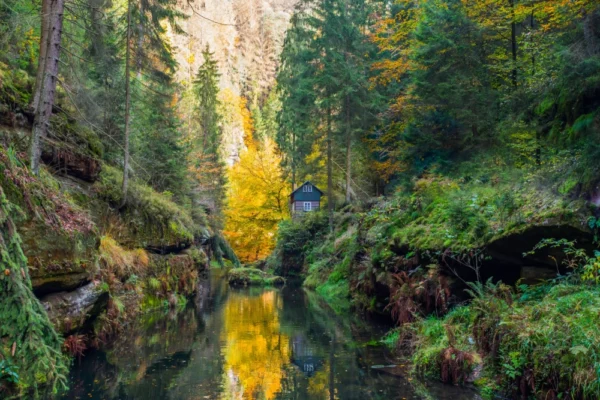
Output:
[{"xmin": 99, "ymin": 235, "xmax": 149, "ymax": 283}]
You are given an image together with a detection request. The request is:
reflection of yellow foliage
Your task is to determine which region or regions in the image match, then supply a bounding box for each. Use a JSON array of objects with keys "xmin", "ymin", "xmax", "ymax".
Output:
[
  {"xmin": 307, "ymin": 364, "xmax": 330, "ymax": 399},
  {"xmin": 224, "ymin": 138, "xmax": 290, "ymax": 262},
  {"xmin": 222, "ymin": 291, "xmax": 290, "ymax": 400}
]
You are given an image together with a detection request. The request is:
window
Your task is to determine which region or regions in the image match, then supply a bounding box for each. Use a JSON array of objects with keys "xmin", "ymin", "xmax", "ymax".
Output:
[
  {"xmin": 303, "ymin": 184, "xmax": 313, "ymax": 193},
  {"xmin": 303, "ymin": 202, "xmax": 312, "ymax": 211}
]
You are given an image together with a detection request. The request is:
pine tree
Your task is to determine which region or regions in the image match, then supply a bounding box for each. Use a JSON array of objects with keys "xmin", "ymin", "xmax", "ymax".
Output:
[{"xmin": 278, "ymin": 0, "xmax": 384, "ymax": 210}]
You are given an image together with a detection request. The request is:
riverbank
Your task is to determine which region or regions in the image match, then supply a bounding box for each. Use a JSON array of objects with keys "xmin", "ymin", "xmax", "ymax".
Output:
[
  {"xmin": 266, "ymin": 159, "xmax": 600, "ymax": 399},
  {"xmin": 58, "ymin": 273, "xmax": 481, "ymax": 400},
  {"xmin": 0, "ymin": 129, "xmax": 238, "ymax": 397}
]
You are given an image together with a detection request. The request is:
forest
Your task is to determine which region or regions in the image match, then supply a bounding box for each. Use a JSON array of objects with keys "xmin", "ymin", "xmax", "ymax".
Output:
[{"xmin": 0, "ymin": 0, "xmax": 599, "ymax": 399}]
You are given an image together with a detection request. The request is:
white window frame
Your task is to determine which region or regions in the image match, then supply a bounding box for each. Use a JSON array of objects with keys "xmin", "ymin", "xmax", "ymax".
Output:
[
  {"xmin": 303, "ymin": 202, "xmax": 312, "ymax": 211},
  {"xmin": 303, "ymin": 185, "xmax": 313, "ymax": 193}
]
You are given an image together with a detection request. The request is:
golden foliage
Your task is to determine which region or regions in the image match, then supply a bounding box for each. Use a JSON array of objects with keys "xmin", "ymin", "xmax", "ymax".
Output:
[
  {"xmin": 224, "ymin": 138, "xmax": 290, "ymax": 262},
  {"xmin": 239, "ymin": 96, "xmax": 255, "ymax": 148}
]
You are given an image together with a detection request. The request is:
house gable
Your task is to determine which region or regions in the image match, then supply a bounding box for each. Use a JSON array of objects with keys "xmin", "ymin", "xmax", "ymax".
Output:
[{"xmin": 290, "ymin": 182, "xmax": 323, "ymax": 202}]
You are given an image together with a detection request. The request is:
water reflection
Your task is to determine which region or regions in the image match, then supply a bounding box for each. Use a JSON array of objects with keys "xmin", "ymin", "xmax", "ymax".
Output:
[
  {"xmin": 222, "ymin": 291, "xmax": 290, "ymax": 399},
  {"xmin": 61, "ymin": 274, "xmax": 480, "ymax": 400}
]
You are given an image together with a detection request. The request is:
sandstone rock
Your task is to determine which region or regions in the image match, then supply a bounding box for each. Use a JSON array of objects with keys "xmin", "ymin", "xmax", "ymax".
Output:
[
  {"xmin": 42, "ymin": 281, "xmax": 109, "ymax": 334},
  {"xmin": 20, "ymin": 220, "xmax": 98, "ymax": 296}
]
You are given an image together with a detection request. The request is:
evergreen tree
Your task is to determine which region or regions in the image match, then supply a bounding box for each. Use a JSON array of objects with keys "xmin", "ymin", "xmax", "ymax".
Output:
[
  {"xmin": 121, "ymin": 0, "xmax": 185, "ymax": 205},
  {"xmin": 194, "ymin": 45, "xmax": 222, "ymax": 156},
  {"xmin": 277, "ymin": 0, "xmax": 384, "ymax": 206},
  {"xmin": 191, "ymin": 45, "xmax": 227, "ymax": 221}
]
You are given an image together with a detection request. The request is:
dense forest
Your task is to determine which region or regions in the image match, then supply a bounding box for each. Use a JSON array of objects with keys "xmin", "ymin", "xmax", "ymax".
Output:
[{"xmin": 0, "ymin": 0, "xmax": 599, "ymax": 398}]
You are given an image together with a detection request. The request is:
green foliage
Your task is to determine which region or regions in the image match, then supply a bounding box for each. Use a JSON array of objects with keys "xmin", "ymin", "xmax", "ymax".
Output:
[
  {"xmin": 381, "ymin": 329, "xmax": 400, "ymax": 349},
  {"xmin": 269, "ymin": 212, "xmax": 329, "ymax": 277},
  {"xmin": 527, "ymin": 238, "xmax": 600, "ymax": 284},
  {"xmin": 277, "ymin": 0, "xmax": 385, "ymax": 184},
  {"xmin": 0, "ymin": 186, "xmax": 68, "ymax": 395},
  {"xmin": 0, "ymin": 360, "xmax": 19, "ymax": 385},
  {"xmin": 404, "ymin": 279, "xmax": 600, "ymax": 398}
]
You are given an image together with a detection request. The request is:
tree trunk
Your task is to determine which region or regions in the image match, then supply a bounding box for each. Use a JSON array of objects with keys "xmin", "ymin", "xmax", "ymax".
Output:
[
  {"xmin": 327, "ymin": 109, "xmax": 334, "ymax": 233},
  {"xmin": 137, "ymin": 0, "xmax": 144, "ymax": 77},
  {"xmin": 345, "ymin": 99, "xmax": 352, "ymax": 204},
  {"xmin": 121, "ymin": 0, "xmax": 133, "ymax": 207},
  {"xmin": 510, "ymin": 0, "xmax": 517, "ymax": 88},
  {"xmin": 583, "ymin": 10, "xmax": 599, "ymax": 56},
  {"xmin": 291, "ymin": 130, "xmax": 296, "ymax": 192},
  {"xmin": 30, "ymin": 0, "xmax": 65, "ymax": 175},
  {"xmin": 32, "ymin": 0, "xmax": 51, "ymax": 111}
]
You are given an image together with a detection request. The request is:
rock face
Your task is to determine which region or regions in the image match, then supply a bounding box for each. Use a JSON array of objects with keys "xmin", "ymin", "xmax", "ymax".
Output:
[
  {"xmin": 484, "ymin": 223, "xmax": 594, "ymax": 283},
  {"xmin": 20, "ymin": 220, "xmax": 98, "ymax": 296},
  {"xmin": 41, "ymin": 281, "xmax": 109, "ymax": 334},
  {"xmin": 41, "ymin": 146, "xmax": 101, "ymax": 182}
]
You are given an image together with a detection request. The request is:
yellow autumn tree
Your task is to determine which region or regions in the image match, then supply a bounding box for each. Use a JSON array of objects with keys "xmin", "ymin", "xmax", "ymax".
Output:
[{"xmin": 224, "ymin": 137, "xmax": 290, "ymax": 262}]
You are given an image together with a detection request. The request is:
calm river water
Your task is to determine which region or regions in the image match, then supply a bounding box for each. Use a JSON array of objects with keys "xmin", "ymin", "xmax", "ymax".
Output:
[{"xmin": 60, "ymin": 273, "xmax": 480, "ymax": 400}]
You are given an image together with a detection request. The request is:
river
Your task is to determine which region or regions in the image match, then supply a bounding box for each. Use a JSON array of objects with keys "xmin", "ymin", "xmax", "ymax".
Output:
[{"xmin": 60, "ymin": 272, "xmax": 480, "ymax": 400}]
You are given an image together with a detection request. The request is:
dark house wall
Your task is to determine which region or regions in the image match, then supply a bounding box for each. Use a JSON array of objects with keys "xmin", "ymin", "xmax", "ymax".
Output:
[{"xmin": 291, "ymin": 183, "xmax": 322, "ymax": 202}]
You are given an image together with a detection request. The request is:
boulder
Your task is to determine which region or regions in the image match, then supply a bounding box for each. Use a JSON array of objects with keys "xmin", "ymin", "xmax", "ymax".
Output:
[{"xmin": 41, "ymin": 281, "xmax": 109, "ymax": 334}]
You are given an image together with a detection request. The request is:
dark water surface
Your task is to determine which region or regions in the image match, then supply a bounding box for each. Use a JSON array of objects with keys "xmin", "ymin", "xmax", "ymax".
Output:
[{"xmin": 61, "ymin": 273, "xmax": 480, "ymax": 400}]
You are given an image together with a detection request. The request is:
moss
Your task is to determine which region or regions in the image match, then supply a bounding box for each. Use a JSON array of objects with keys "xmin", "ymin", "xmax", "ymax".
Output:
[
  {"xmin": 48, "ymin": 113, "xmax": 103, "ymax": 159},
  {"xmin": 227, "ymin": 267, "xmax": 285, "ymax": 287},
  {"xmin": 0, "ymin": 63, "xmax": 33, "ymax": 109},
  {"xmin": 94, "ymin": 166, "xmax": 199, "ymax": 249}
]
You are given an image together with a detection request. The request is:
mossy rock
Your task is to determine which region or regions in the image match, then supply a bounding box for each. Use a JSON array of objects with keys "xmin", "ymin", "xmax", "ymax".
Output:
[
  {"xmin": 41, "ymin": 114, "xmax": 103, "ymax": 182},
  {"xmin": 0, "ymin": 147, "xmax": 100, "ymax": 295},
  {"xmin": 20, "ymin": 219, "xmax": 99, "ymax": 295},
  {"xmin": 227, "ymin": 268, "xmax": 285, "ymax": 287},
  {"xmin": 93, "ymin": 166, "xmax": 197, "ymax": 251},
  {"xmin": 145, "ymin": 253, "xmax": 201, "ymax": 298}
]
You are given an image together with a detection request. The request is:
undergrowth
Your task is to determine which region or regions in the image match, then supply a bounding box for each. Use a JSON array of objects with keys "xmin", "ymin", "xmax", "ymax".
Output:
[{"xmin": 387, "ymin": 278, "xmax": 600, "ymax": 399}]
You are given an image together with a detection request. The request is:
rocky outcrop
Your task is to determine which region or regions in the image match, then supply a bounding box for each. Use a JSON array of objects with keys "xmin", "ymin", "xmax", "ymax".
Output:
[
  {"xmin": 41, "ymin": 281, "xmax": 109, "ymax": 334},
  {"xmin": 482, "ymin": 222, "xmax": 594, "ymax": 283},
  {"xmin": 20, "ymin": 219, "xmax": 98, "ymax": 296},
  {"xmin": 41, "ymin": 145, "xmax": 101, "ymax": 182}
]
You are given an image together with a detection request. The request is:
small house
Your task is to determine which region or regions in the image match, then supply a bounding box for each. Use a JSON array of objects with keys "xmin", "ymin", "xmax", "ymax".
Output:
[
  {"xmin": 290, "ymin": 181, "xmax": 323, "ymax": 215},
  {"xmin": 291, "ymin": 335, "xmax": 324, "ymax": 377}
]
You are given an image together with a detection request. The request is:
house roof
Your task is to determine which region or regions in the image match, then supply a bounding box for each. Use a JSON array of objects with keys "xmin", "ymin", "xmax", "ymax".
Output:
[{"xmin": 290, "ymin": 181, "xmax": 324, "ymax": 197}]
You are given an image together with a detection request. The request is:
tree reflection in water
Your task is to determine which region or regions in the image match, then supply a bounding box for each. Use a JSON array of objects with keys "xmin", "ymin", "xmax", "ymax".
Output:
[
  {"xmin": 222, "ymin": 291, "xmax": 290, "ymax": 399},
  {"xmin": 61, "ymin": 279, "xmax": 481, "ymax": 400}
]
